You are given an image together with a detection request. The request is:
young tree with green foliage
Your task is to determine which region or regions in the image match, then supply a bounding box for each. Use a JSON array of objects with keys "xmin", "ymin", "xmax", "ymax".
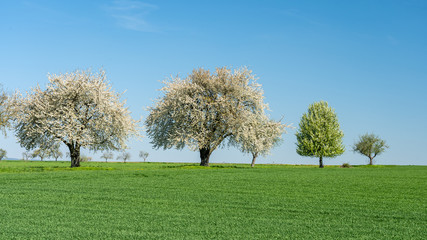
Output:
[
  {"xmin": 139, "ymin": 151, "xmax": 149, "ymax": 162},
  {"xmin": 101, "ymin": 152, "xmax": 114, "ymax": 162},
  {"xmin": 14, "ymin": 69, "xmax": 140, "ymax": 167},
  {"xmin": 353, "ymin": 133, "xmax": 388, "ymax": 165},
  {"xmin": 145, "ymin": 67, "xmax": 272, "ymax": 166},
  {"xmin": 0, "ymin": 149, "xmax": 6, "ymax": 160},
  {"xmin": 296, "ymin": 101, "xmax": 345, "ymax": 168}
]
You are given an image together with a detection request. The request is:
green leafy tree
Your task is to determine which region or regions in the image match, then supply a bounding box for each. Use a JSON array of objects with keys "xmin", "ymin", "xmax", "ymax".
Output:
[
  {"xmin": 353, "ymin": 133, "xmax": 388, "ymax": 165},
  {"xmin": 0, "ymin": 149, "xmax": 6, "ymax": 160},
  {"xmin": 296, "ymin": 101, "xmax": 345, "ymax": 168}
]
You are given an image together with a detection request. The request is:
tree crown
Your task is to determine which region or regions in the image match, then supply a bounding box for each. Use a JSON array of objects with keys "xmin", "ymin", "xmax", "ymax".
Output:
[
  {"xmin": 296, "ymin": 101, "xmax": 345, "ymax": 158},
  {"xmin": 14, "ymin": 69, "xmax": 140, "ymax": 152},
  {"xmin": 145, "ymin": 67, "xmax": 268, "ymax": 154},
  {"xmin": 0, "ymin": 149, "xmax": 6, "ymax": 160},
  {"xmin": 0, "ymin": 85, "xmax": 16, "ymax": 136},
  {"xmin": 230, "ymin": 114, "xmax": 288, "ymax": 157},
  {"xmin": 353, "ymin": 133, "xmax": 388, "ymax": 159},
  {"xmin": 101, "ymin": 152, "xmax": 114, "ymax": 160}
]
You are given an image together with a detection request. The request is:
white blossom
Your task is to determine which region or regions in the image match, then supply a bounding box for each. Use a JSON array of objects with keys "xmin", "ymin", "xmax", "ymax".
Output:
[
  {"xmin": 145, "ymin": 66, "xmax": 285, "ymax": 166},
  {"xmin": 14, "ymin": 69, "xmax": 140, "ymax": 167},
  {"xmin": 0, "ymin": 85, "xmax": 15, "ymax": 136},
  {"xmin": 230, "ymin": 114, "xmax": 288, "ymax": 167}
]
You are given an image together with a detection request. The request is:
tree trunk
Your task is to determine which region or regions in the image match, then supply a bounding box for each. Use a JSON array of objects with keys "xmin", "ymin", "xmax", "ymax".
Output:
[
  {"xmin": 200, "ymin": 147, "xmax": 211, "ymax": 166},
  {"xmin": 251, "ymin": 152, "xmax": 258, "ymax": 168},
  {"xmin": 67, "ymin": 144, "xmax": 81, "ymax": 168},
  {"xmin": 369, "ymin": 156, "xmax": 373, "ymax": 165},
  {"xmin": 319, "ymin": 156, "xmax": 324, "ymax": 168}
]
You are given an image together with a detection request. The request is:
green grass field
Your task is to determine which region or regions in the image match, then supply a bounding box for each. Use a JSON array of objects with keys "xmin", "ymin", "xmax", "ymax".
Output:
[{"xmin": 0, "ymin": 161, "xmax": 426, "ymax": 239}]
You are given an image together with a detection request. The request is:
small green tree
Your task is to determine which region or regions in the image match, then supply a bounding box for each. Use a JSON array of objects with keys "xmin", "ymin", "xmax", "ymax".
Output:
[
  {"xmin": 0, "ymin": 149, "xmax": 6, "ymax": 160},
  {"xmin": 353, "ymin": 133, "xmax": 388, "ymax": 165},
  {"xmin": 296, "ymin": 101, "xmax": 345, "ymax": 168},
  {"xmin": 139, "ymin": 151, "xmax": 149, "ymax": 162},
  {"xmin": 101, "ymin": 152, "xmax": 114, "ymax": 162}
]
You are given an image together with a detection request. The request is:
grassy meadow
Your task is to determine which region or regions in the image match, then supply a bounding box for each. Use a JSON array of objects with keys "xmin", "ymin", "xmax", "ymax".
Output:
[{"xmin": 0, "ymin": 160, "xmax": 426, "ymax": 239}]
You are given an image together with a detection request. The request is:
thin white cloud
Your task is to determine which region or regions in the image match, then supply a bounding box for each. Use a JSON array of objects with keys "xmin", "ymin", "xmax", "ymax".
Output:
[{"xmin": 105, "ymin": 0, "xmax": 158, "ymax": 32}]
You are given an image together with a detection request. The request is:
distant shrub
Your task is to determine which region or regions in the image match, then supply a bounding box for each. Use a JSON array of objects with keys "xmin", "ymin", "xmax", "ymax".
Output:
[
  {"xmin": 340, "ymin": 163, "xmax": 352, "ymax": 168},
  {"xmin": 80, "ymin": 155, "xmax": 92, "ymax": 162}
]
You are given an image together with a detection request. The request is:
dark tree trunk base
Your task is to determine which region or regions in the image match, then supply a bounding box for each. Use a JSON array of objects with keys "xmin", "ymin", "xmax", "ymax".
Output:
[
  {"xmin": 200, "ymin": 147, "xmax": 211, "ymax": 166},
  {"xmin": 251, "ymin": 153, "xmax": 258, "ymax": 168},
  {"xmin": 68, "ymin": 143, "xmax": 81, "ymax": 168},
  {"xmin": 319, "ymin": 156, "xmax": 324, "ymax": 168}
]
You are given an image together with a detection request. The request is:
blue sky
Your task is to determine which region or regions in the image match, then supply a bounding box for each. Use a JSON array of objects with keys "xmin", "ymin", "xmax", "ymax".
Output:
[{"xmin": 0, "ymin": 0, "xmax": 426, "ymax": 165}]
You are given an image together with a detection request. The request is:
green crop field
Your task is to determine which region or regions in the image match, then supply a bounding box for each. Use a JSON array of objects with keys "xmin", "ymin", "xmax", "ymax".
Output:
[{"xmin": 0, "ymin": 161, "xmax": 426, "ymax": 239}]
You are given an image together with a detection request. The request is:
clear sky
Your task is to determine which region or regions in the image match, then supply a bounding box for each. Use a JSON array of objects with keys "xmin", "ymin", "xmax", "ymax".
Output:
[{"xmin": 1, "ymin": 0, "xmax": 426, "ymax": 165}]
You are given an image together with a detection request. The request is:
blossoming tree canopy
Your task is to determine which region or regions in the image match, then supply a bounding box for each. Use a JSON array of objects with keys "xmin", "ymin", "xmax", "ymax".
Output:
[
  {"xmin": 145, "ymin": 66, "xmax": 282, "ymax": 166},
  {"xmin": 0, "ymin": 85, "xmax": 14, "ymax": 136},
  {"xmin": 14, "ymin": 69, "xmax": 140, "ymax": 167},
  {"xmin": 230, "ymin": 114, "xmax": 288, "ymax": 167}
]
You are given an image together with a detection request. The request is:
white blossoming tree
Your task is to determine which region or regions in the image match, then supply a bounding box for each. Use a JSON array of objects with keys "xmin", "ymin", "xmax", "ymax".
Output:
[
  {"xmin": 14, "ymin": 69, "xmax": 140, "ymax": 167},
  {"xmin": 139, "ymin": 150, "xmax": 149, "ymax": 162},
  {"xmin": 0, "ymin": 85, "xmax": 14, "ymax": 136},
  {"xmin": 101, "ymin": 152, "xmax": 114, "ymax": 162},
  {"xmin": 145, "ymin": 67, "xmax": 274, "ymax": 166},
  {"xmin": 117, "ymin": 151, "xmax": 131, "ymax": 163},
  {"xmin": 49, "ymin": 143, "xmax": 63, "ymax": 161},
  {"xmin": 230, "ymin": 115, "xmax": 287, "ymax": 167},
  {"xmin": 32, "ymin": 148, "xmax": 50, "ymax": 161}
]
